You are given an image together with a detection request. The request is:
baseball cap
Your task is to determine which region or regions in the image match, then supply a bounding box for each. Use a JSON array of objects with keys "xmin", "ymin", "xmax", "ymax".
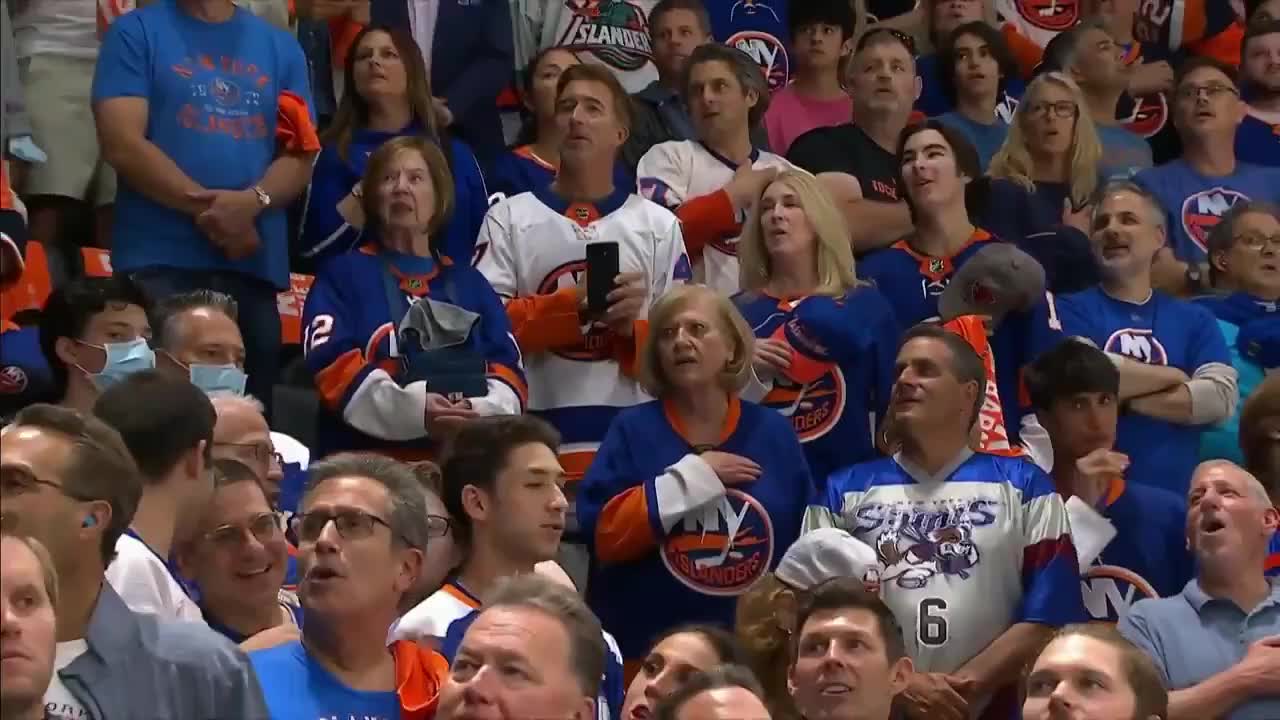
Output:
[
  {"xmin": 938, "ymin": 243, "xmax": 1047, "ymax": 329},
  {"xmin": 774, "ymin": 528, "xmax": 880, "ymax": 592}
]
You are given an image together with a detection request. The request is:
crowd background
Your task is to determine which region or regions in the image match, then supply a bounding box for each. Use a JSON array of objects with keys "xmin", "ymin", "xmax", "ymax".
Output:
[{"xmin": 0, "ymin": 0, "xmax": 1279, "ymax": 719}]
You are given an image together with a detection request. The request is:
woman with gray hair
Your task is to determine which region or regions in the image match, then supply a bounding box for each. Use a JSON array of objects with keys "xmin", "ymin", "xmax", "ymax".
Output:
[{"xmin": 577, "ymin": 284, "xmax": 812, "ymax": 667}]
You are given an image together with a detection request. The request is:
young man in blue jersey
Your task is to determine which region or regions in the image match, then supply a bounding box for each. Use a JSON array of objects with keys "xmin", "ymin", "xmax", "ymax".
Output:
[
  {"xmin": 1057, "ymin": 179, "xmax": 1238, "ymax": 495},
  {"xmin": 1026, "ymin": 339, "xmax": 1193, "ymax": 622},
  {"xmin": 1236, "ymin": 21, "xmax": 1280, "ymax": 167},
  {"xmin": 804, "ymin": 324, "xmax": 1083, "ymax": 720}
]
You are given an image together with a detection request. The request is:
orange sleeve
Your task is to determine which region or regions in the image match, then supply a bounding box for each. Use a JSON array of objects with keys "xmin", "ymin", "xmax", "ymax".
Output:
[
  {"xmin": 674, "ymin": 190, "xmax": 739, "ymax": 261},
  {"xmin": 504, "ymin": 286, "xmax": 585, "ymax": 355},
  {"xmin": 392, "ymin": 640, "xmax": 449, "ymax": 720},
  {"xmin": 276, "ymin": 90, "xmax": 321, "ymax": 153},
  {"xmin": 1002, "ymin": 24, "xmax": 1044, "ymax": 79},
  {"xmin": 612, "ymin": 319, "xmax": 649, "ymax": 379},
  {"xmin": 329, "ymin": 17, "xmax": 364, "ymax": 70},
  {"xmin": 1189, "ymin": 21, "xmax": 1243, "ymax": 67},
  {"xmin": 595, "ymin": 486, "xmax": 659, "ymax": 565}
]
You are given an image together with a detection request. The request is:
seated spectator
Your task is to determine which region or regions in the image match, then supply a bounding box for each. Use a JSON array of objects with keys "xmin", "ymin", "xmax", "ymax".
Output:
[
  {"xmin": 0, "ymin": 404, "xmax": 267, "ymax": 717},
  {"xmin": 303, "ymin": 136, "xmax": 525, "ymax": 459},
  {"xmin": 620, "ymin": 0, "xmax": 712, "ymax": 171},
  {"xmin": 1239, "ymin": 376, "xmax": 1280, "ymax": 577},
  {"xmin": 735, "ymin": 529, "xmax": 880, "ymax": 720},
  {"xmin": 1043, "ymin": 19, "xmax": 1154, "ymax": 179},
  {"xmin": 93, "ymin": 371, "xmax": 215, "ymax": 623},
  {"xmin": 762, "ymin": 0, "xmax": 856, "ymax": 156},
  {"xmin": 1236, "ymin": 21, "xmax": 1280, "ymax": 167},
  {"xmin": 211, "ymin": 394, "xmax": 284, "ymax": 508},
  {"xmin": 637, "ymin": 43, "xmax": 790, "ymax": 293},
  {"xmin": 919, "ymin": 3, "xmax": 1025, "ymax": 120},
  {"xmin": 1135, "ymin": 58, "xmax": 1280, "ymax": 295},
  {"xmin": 788, "ymin": 578, "xmax": 914, "ymax": 720},
  {"xmin": 652, "ymin": 665, "xmax": 771, "ymax": 720},
  {"xmin": 438, "ymin": 573, "xmax": 605, "ymax": 720},
  {"xmin": 92, "ymin": 0, "xmax": 318, "ymax": 407},
  {"xmin": 934, "ymin": 22, "xmax": 1015, "ymax": 171},
  {"xmin": 622, "ymin": 626, "xmax": 747, "ymax": 720},
  {"xmin": 152, "ymin": 290, "xmax": 247, "ymax": 396},
  {"xmin": 1026, "ymin": 339, "xmax": 1193, "ymax": 622},
  {"xmin": 177, "ymin": 458, "xmax": 301, "ymax": 646},
  {"xmin": 0, "ymin": 214, "xmax": 50, "ymax": 420},
  {"xmin": 788, "ymin": 28, "xmax": 920, "ymax": 251},
  {"xmin": 38, "ymin": 276, "xmax": 153, "ymax": 414},
  {"xmin": 399, "ymin": 461, "xmax": 461, "ymax": 610},
  {"xmin": 1023, "ymin": 624, "xmax": 1169, "ymax": 720},
  {"xmin": 1089, "ymin": 0, "xmax": 1179, "ymax": 165},
  {"xmin": 1198, "ymin": 201, "xmax": 1280, "ymax": 463},
  {"xmin": 804, "ymin": 325, "xmax": 1084, "ymax": 719},
  {"xmin": 734, "ymin": 170, "xmax": 898, "ymax": 487},
  {"xmin": 1254, "ymin": 0, "xmax": 1280, "ymax": 22},
  {"xmin": 299, "ymin": 26, "xmax": 487, "ymax": 270},
  {"xmin": 249, "ymin": 454, "xmax": 448, "ymax": 719},
  {"xmin": 1119, "ymin": 460, "xmax": 1280, "ymax": 720},
  {"xmin": 0, "ymin": 529, "xmax": 59, "ymax": 720},
  {"xmin": 578, "ymin": 285, "xmax": 811, "ymax": 663}
]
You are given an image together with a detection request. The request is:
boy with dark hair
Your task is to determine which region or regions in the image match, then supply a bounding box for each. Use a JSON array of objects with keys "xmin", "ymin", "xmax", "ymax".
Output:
[{"xmin": 763, "ymin": 0, "xmax": 856, "ymax": 155}]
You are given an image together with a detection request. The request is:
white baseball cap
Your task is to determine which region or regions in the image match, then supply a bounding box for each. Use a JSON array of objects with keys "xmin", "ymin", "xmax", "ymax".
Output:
[{"xmin": 775, "ymin": 528, "xmax": 880, "ymax": 591}]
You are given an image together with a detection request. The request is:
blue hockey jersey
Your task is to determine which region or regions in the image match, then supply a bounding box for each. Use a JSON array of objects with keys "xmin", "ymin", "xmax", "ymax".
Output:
[
  {"xmin": 1234, "ymin": 111, "xmax": 1280, "ymax": 168},
  {"xmin": 578, "ymin": 397, "xmax": 812, "ymax": 660},
  {"xmin": 1268, "ymin": 532, "xmax": 1279, "ymax": 578},
  {"xmin": 804, "ymin": 450, "xmax": 1085, "ymax": 676},
  {"xmin": 733, "ymin": 289, "xmax": 898, "ymax": 488},
  {"xmin": 709, "ymin": 0, "xmax": 792, "ymax": 93},
  {"xmin": 857, "ymin": 230, "xmax": 1065, "ymax": 441},
  {"xmin": 1079, "ymin": 478, "xmax": 1193, "ymax": 622},
  {"xmin": 1057, "ymin": 287, "xmax": 1232, "ymax": 495},
  {"xmin": 301, "ymin": 244, "xmax": 526, "ymax": 458},
  {"xmin": 1135, "ymin": 160, "xmax": 1280, "ymax": 264},
  {"xmin": 0, "ymin": 322, "xmax": 52, "ymax": 418}
]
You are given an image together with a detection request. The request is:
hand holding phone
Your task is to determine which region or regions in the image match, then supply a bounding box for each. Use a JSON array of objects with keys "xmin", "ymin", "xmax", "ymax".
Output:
[{"xmin": 585, "ymin": 241, "xmax": 620, "ymax": 316}]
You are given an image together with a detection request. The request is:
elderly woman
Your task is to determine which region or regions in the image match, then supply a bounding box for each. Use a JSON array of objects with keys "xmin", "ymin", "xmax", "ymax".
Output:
[
  {"xmin": 620, "ymin": 625, "xmax": 748, "ymax": 720},
  {"xmin": 734, "ymin": 169, "xmax": 898, "ymax": 489},
  {"xmin": 301, "ymin": 135, "xmax": 526, "ymax": 459},
  {"xmin": 577, "ymin": 284, "xmax": 812, "ymax": 665},
  {"xmin": 297, "ymin": 25, "xmax": 488, "ymax": 269}
]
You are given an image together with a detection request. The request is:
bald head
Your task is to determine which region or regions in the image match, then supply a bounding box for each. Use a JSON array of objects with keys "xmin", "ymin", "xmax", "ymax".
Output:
[
  {"xmin": 1192, "ymin": 460, "xmax": 1271, "ymax": 507},
  {"xmin": 210, "ymin": 394, "xmax": 279, "ymax": 505}
]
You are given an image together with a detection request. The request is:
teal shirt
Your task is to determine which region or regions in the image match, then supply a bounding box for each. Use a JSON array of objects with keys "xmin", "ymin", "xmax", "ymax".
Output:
[{"xmin": 1200, "ymin": 319, "xmax": 1265, "ymax": 464}]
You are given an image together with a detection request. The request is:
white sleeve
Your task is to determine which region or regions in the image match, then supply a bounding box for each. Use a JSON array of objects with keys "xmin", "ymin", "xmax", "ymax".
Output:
[
  {"xmin": 636, "ymin": 142, "xmax": 691, "ymax": 209},
  {"xmin": 475, "ymin": 203, "xmax": 517, "ymax": 298},
  {"xmin": 1186, "ymin": 362, "xmax": 1239, "ymax": 425},
  {"xmin": 342, "ymin": 375, "xmax": 431, "ymax": 440},
  {"xmin": 1064, "ymin": 496, "xmax": 1117, "ymax": 571},
  {"xmin": 652, "ymin": 453, "xmax": 726, "ymax": 532},
  {"xmin": 651, "ymin": 216, "xmax": 691, "ymax": 303},
  {"xmin": 468, "ymin": 380, "xmax": 522, "ymax": 417}
]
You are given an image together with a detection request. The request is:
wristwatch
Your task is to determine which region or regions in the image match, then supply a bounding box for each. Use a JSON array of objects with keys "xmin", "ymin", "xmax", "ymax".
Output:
[{"xmin": 251, "ymin": 185, "xmax": 272, "ymax": 209}]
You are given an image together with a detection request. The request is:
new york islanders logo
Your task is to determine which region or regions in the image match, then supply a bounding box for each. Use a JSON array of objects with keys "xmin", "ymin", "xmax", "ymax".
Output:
[
  {"xmin": 561, "ymin": 0, "xmax": 653, "ymax": 73},
  {"xmin": 1014, "ymin": 0, "xmax": 1079, "ymax": 32},
  {"xmin": 1122, "ymin": 92, "xmax": 1169, "ymax": 139},
  {"xmin": 1081, "ymin": 564, "xmax": 1159, "ymax": 621},
  {"xmin": 537, "ymin": 260, "xmax": 613, "ymax": 361},
  {"xmin": 1105, "ymin": 328, "xmax": 1169, "ymax": 366},
  {"xmin": 0, "ymin": 366, "xmax": 28, "ymax": 394},
  {"xmin": 727, "ymin": 30, "xmax": 789, "ymax": 92},
  {"xmin": 760, "ymin": 319, "xmax": 845, "ymax": 442},
  {"xmin": 661, "ymin": 489, "xmax": 774, "ymax": 596},
  {"xmin": 1181, "ymin": 187, "xmax": 1248, "ymax": 254}
]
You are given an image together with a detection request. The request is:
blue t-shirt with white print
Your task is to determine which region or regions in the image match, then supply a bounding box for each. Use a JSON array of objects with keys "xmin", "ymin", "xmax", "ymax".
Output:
[{"xmin": 250, "ymin": 640, "xmax": 400, "ymax": 720}]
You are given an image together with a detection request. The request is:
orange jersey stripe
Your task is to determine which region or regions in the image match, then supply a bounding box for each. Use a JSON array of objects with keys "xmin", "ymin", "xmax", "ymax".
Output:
[
  {"xmin": 314, "ymin": 347, "xmax": 367, "ymax": 409},
  {"xmin": 487, "ymin": 362, "xmax": 529, "ymax": 409},
  {"xmin": 673, "ymin": 190, "xmax": 738, "ymax": 261},
  {"xmin": 504, "ymin": 287, "xmax": 585, "ymax": 355},
  {"xmin": 595, "ymin": 485, "xmax": 657, "ymax": 564}
]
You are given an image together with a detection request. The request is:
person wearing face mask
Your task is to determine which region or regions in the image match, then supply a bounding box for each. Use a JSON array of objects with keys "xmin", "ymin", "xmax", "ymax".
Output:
[
  {"xmin": 302, "ymin": 135, "xmax": 526, "ymax": 460},
  {"xmin": 151, "ymin": 289, "xmax": 248, "ymax": 396},
  {"xmin": 37, "ymin": 275, "xmax": 154, "ymax": 414},
  {"xmin": 1023, "ymin": 624, "xmax": 1169, "ymax": 720},
  {"xmin": 621, "ymin": 625, "xmax": 747, "ymax": 720}
]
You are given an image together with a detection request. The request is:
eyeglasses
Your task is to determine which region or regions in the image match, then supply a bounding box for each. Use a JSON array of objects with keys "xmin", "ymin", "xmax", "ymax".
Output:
[
  {"xmin": 1233, "ymin": 233, "xmax": 1280, "ymax": 251},
  {"xmin": 291, "ymin": 509, "xmax": 394, "ymax": 543},
  {"xmin": 203, "ymin": 512, "xmax": 280, "ymax": 550},
  {"xmin": 215, "ymin": 442, "xmax": 284, "ymax": 467},
  {"xmin": 1025, "ymin": 101, "xmax": 1078, "ymax": 119},
  {"xmin": 426, "ymin": 514, "xmax": 451, "ymax": 539},
  {"xmin": 0, "ymin": 467, "xmax": 90, "ymax": 500},
  {"xmin": 1175, "ymin": 83, "xmax": 1239, "ymax": 101}
]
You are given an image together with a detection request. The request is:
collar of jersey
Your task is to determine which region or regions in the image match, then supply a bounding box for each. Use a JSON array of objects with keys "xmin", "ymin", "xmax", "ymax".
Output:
[
  {"xmin": 698, "ymin": 141, "xmax": 761, "ymax": 170},
  {"xmin": 532, "ymin": 184, "xmax": 629, "ymax": 220},
  {"xmin": 663, "ymin": 394, "xmax": 742, "ymax": 449}
]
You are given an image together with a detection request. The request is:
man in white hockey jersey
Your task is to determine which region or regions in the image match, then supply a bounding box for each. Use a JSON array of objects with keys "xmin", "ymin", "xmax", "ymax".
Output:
[
  {"xmin": 477, "ymin": 62, "xmax": 691, "ymax": 581},
  {"xmin": 803, "ymin": 324, "xmax": 1085, "ymax": 720},
  {"xmin": 637, "ymin": 42, "xmax": 791, "ymax": 293}
]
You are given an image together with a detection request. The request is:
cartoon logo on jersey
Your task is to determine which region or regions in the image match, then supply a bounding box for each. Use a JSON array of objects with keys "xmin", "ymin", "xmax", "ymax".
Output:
[
  {"xmin": 661, "ymin": 489, "xmax": 774, "ymax": 596},
  {"xmin": 0, "ymin": 366, "xmax": 28, "ymax": 394},
  {"xmin": 1081, "ymin": 564, "xmax": 1160, "ymax": 621},
  {"xmin": 727, "ymin": 30, "xmax": 790, "ymax": 92},
  {"xmin": 560, "ymin": 0, "xmax": 653, "ymax": 73},
  {"xmin": 1014, "ymin": 0, "xmax": 1079, "ymax": 32},
  {"xmin": 1104, "ymin": 329, "xmax": 1169, "ymax": 366},
  {"xmin": 876, "ymin": 524, "xmax": 980, "ymax": 589},
  {"xmin": 211, "ymin": 77, "xmax": 242, "ymax": 107},
  {"xmin": 760, "ymin": 319, "xmax": 846, "ymax": 442},
  {"xmin": 537, "ymin": 259, "xmax": 613, "ymax": 361},
  {"xmin": 1122, "ymin": 92, "xmax": 1169, "ymax": 139},
  {"xmin": 1181, "ymin": 187, "xmax": 1248, "ymax": 254}
]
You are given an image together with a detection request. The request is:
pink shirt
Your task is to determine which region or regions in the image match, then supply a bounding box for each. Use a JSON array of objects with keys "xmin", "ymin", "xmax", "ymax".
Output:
[{"xmin": 764, "ymin": 85, "xmax": 855, "ymax": 156}]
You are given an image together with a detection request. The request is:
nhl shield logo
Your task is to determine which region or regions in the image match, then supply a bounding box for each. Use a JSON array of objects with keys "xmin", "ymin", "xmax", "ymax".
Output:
[
  {"xmin": 0, "ymin": 365, "xmax": 28, "ymax": 394},
  {"xmin": 1181, "ymin": 187, "xmax": 1248, "ymax": 254},
  {"xmin": 661, "ymin": 489, "xmax": 774, "ymax": 596}
]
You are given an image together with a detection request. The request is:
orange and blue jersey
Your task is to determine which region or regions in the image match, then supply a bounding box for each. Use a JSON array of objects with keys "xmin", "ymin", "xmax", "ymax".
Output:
[
  {"xmin": 578, "ymin": 397, "xmax": 812, "ymax": 660},
  {"xmin": 733, "ymin": 288, "xmax": 898, "ymax": 490},
  {"xmin": 1133, "ymin": 0, "xmax": 1237, "ymax": 54},
  {"xmin": 1235, "ymin": 108, "xmax": 1280, "ymax": 168},
  {"xmin": 1267, "ymin": 532, "xmax": 1280, "ymax": 578},
  {"xmin": 301, "ymin": 244, "xmax": 526, "ymax": 458},
  {"xmin": 486, "ymin": 145, "xmax": 634, "ymax": 205}
]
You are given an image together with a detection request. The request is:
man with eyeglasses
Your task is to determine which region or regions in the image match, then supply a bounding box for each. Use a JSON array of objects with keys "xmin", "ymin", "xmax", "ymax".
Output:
[
  {"xmin": 1135, "ymin": 58, "xmax": 1280, "ymax": 295},
  {"xmin": 176, "ymin": 458, "xmax": 301, "ymax": 647},
  {"xmin": 249, "ymin": 452, "xmax": 448, "ymax": 719},
  {"xmin": 92, "ymin": 370, "xmax": 216, "ymax": 623},
  {"xmin": 1196, "ymin": 201, "xmax": 1280, "ymax": 465},
  {"xmin": 211, "ymin": 393, "xmax": 283, "ymax": 508}
]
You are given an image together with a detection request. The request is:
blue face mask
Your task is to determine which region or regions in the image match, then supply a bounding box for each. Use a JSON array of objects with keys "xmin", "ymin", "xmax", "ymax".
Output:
[
  {"xmin": 189, "ymin": 364, "xmax": 248, "ymax": 396},
  {"xmin": 86, "ymin": 338, "xmax": 155, "ymax": 390}
]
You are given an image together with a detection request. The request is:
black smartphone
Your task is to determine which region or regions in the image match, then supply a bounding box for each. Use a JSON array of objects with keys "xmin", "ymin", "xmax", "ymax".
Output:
[{"xmin": 585, "ymin": 241, "xmax": 620, "ymax": 316}]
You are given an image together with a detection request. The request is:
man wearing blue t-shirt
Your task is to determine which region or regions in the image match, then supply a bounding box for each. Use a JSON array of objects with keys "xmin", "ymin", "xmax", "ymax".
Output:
[
  {"xmin": 1135, "ymin": 58, "xmax": 1280, "ymax": 294},
  {"xmin": 91, "ymin": 0, "xmax": 317, "ymax": 408}
]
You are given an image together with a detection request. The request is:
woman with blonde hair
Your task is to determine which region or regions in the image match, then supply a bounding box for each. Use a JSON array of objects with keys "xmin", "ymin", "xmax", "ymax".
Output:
[
  {"xmin": 577, "ymin": 284, "xmax": 812, "ymax": 668},
  {"xmin": 735, "ymin": 170, "xmax": 899, "ymax": 489}
]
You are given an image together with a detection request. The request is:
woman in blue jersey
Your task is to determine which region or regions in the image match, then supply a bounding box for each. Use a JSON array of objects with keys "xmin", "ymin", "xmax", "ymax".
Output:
[
  {"xmin": 301, "ymin": 136, "xmax": 526, "ymax": 460},
  {"xmin": 577, "ymin": 284, "xmax": 812, "ymax": 665},
  {"xmin": 298, "ymin": 26, "xmax": 488, "ymax": 269},
  {"xmin": 733, "ymin": 169, "xmax": 898, "ymax": 490}
]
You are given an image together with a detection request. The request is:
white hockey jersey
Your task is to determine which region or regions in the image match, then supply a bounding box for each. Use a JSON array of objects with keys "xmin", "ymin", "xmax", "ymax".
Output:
[
  {"xmin": 514, "ymin": 0, "xmax": 659, "ymax": 93},
  {"xmin": 637, "ymin": 140, "xmax": 792, "ymax": 294},
  {"xmin": 476, "ymin": 185, "xmax": 691, "ymax": 480}
]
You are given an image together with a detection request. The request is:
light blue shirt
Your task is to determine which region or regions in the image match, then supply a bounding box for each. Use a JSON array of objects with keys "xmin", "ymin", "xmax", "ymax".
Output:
[
  {"xmin": 1119, "ymin": 578, "xmax": 1280, "ymax": 720},
  {"xmin": 250, "ymin": 640, "xmax": 400, "ymax": 720}
]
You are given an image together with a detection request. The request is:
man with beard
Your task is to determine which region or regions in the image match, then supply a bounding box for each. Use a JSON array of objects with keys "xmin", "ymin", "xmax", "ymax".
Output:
[
  {"xmin": 1119, "ymin": 460, "xmax": 1280, "ymax": 720},
  {"xmin": 1236, "ymin": 21, "xmax": 1280, "ymax": 167}
]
